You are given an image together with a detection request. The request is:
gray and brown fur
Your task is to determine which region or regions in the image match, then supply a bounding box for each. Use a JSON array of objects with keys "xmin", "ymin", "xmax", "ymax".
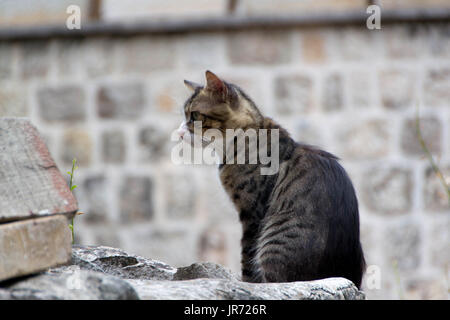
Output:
[{"xmin": 182, "ymin": 71, "xmax": 365, "ymax": 288}]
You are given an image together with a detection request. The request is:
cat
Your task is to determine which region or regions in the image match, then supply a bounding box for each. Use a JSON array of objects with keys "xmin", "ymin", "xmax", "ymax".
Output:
[{"xmin": 177, "ymin": 71, "xmax": 366, "ymax": 288}]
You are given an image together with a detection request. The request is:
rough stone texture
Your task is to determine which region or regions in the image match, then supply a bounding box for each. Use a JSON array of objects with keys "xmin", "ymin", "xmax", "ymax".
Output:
[
  {"xmin": 119, "ymin": 176, "xmax": 154, "ymax": 223},
  {"xmin": 60, "ymin": 128, "xmax": 92, "ymax": 166},
  {"xmin": 227, "ymin": 31, "xmax": 291, "ymax": 65},
  {"xmin": 337, "ymin": 119, "xmax": 390, "ymax": 160},
  {"xmin": 0, "ymin": 84, "xmax": 28, "ymax": 117},
  {"xmin": 322, "ymin": 73, "xmax": 343, "ymax": 111},
  {"xmin": 1, "ymin": 245, "xmax": 363, "ymax": 300},
  {"xmin": 162, "ymin": 171, "xmax": 197, "ymax": 219},
  {"xmin": 401, "ymin": 116, "xmax": 442, "ymax": 156},
  {"xmin": 429, "ymin": 219, "xmax": 450, "ymax": 269},
  {"xmin": 130, "ymin": 277, "xmax": 364, "ymax": 300},
  {"xmin": 423, "ymin": 165, "xmax": 450, "ymax": 212},
  {"xmin": 71, "ymin": 245, "xmax": 176, "ymax": 280},
  {"xmin": 362, "ymin": 167, "xmax": 412, "ymax": 215},
  {"xmin": 383, "ymin": 222, "xmax": 421, "ymax": 271},
  {"xmin": 119, "ymin": 36, "xmax": 175, "ymax": 73},
  {"xmin": 37, "ymin": 85, "xmax": 86, "ymax": 122},
  {"xmin": 19, "ymin": 41, "xmax": 50, "ymax": 79},
  {"xmin": 301, "ymin": 31, "xmax": 326, "ymax": 63},
  {"xmin": 424, "ymin": 68, "xmax": 450, "ymax": 107},
  {"xmin": 379, "ymin": 69, "xmax": 416, "ymax": 110},
  {"xmin": 56, "ymin": 39, "xmax": 83, "ymax": 77},
  {"xmin": 274, "ymin": 75, "xmax": 314, "ymax": 114},
  {"xmin": 0, "ymin": 215, "xmax": 72, "ymax": 281},
  {"xmin": 0, "ymin": 118, "xmax": 78, "ymax": 222},
  {"xmin": 78, "ymin": 175, "xmax": 108, "ymax": 224},
  {"xmin": 178, "ymin": 33, "xmax": 225, "ymax": 69},
  {"xmin": 330, "ymin": 27, "xmax": 376, "ymax": 61},
  {"xmin": 82, "ymin": 38, "xmax": 116, "ymax": 77},
  {"xmin": 102, "ymin": 129, "xmax": 126, "ymax": 164},
  {"xmin": 0, "ymin": 44, "xmax": 14, "ymax": 80},
  {"xmin": 429, "ymin": 24, "xmax": 450, "ymax": 58},
  {"xmin": 348, "ymin": 70, "xmax": 371, "ymax": 108},
  {"xmin": 0, "ymin": 266, "xmax": 139, "ymax": 300},
  {"xmin": 138, "ymin": 124, "xmax": 172, "ymax": 162},
  {"xmin": 97, "ymin": 82, "xmax": 146, "ymax": 119},
  {"xmin": 383, "ymin": 24, "xmax": 426, "ymax": 59},
  {"xmin": 173, "ymin": 262, "xmax": 240, "ymax": 281}
]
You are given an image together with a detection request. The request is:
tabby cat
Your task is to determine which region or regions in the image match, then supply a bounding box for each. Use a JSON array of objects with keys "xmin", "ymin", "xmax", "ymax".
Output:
[{"xmin": 177, "ymin": 71, "xmax": 365, "ymax": 288}]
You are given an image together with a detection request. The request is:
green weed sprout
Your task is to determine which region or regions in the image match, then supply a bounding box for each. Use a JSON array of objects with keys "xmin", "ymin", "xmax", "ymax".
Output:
[{"xmin": 67, "ymin": 158, "xmax": 83, "ymax": 244}]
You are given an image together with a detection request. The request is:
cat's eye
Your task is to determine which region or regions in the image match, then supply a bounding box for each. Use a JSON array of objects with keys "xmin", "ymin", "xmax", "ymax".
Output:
[{"xmin": 190, "ymin": 111, "xmax": 201, "ymax": 122}]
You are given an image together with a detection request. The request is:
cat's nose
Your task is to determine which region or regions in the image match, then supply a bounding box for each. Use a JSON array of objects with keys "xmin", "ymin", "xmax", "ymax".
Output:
[{"xmin": 177, "ymin": 122, "xmax": 188, "ymax": 139}]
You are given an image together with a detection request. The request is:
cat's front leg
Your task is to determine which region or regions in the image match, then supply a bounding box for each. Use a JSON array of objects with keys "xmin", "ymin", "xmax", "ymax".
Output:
[{"xmin": 240, "ymin": 219, "xmax": 263, "ymax": 283}]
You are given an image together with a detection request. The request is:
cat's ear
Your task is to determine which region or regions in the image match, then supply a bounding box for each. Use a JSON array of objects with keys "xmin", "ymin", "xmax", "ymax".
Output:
[
  {"xmin": 184, "ymin": 80, "xmax": 202, "ymax": 92},
  {"xmin": 205, "ymin": 70, "xmax": 227, "ymax": 96}
]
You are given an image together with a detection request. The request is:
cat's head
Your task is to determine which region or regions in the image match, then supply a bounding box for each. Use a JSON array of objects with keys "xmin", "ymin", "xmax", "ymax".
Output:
[{"xmin": 177, "ymin": 71, "xmax": 263, "ymax": 142}]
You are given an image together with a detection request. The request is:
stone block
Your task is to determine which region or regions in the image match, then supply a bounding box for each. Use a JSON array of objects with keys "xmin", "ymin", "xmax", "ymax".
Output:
[
  {"xmin": 19, "ymin": 41, "xmax": 50, "ymax": 79},
  {"xmin": 0, "ymin": 118, "xmax": 78, "ymax": 222},
  {"xmin": 401, "ymin": 116, "xmax": 441, "ymax": 156},
  {"xmin": 329, "ymin": 27, "xmax": 376, "ymax": 61},
  {"xmin": 348, "ymin": 70, "xmax": 372, "ymax": 108},
  {"xmin": 0, "ymin": 215, "xmax": 72, "ymax": 281},
  {"xmin": 322, "ymin": 73, "xmax": 343, "ymax": 111},
  {"xmin": 337, "ymin": 119, "xmax": 390, "ymax": 160},
  {"xmin": 82, "ymin": 38, "xmax": 116, "ymax": 77},
  {"xmin": 424, "ymin": 68, "xmax": 450, "ymax": 107},
  {"xmin": 178, "ymin": 33, "xmax": 225, "ymax": 69},
  {"xmin": 429, "ymin": 24, "xmax": 450, "ymax": 58},
  {"xmin": 301, "ymin": 31, "xmax": 327, "ymax": 64},
  {"xmin": 162, "ymin": 170, "xmax": 197, "ymax": 219},
  {"xmin": 119, "ymin": 36, "xmax": 175, "ymax": 73},
  {"xmin": 383, "ymin": 24, "xmax": 427, "ymax": 58},
  {"xmin": 37, "ymin": 85, "xmax": 86, "ymax": 122},
  {"xmin": 379, "ymin": 69, "xmax": 416, "ymax": 110},
  {"xmin": 56, "ymin": 39, "xmax": 83, "ymax": 77},
  {"xmin": 138, "ymin": 124, "xmax": 172, "ymax": 162},
  {"xmin": 424, "ymin": 165, "xmax": 450, "ymax": 212},
  {"xmin": 383, "ymin": 222, "xmax": 421, "ymax": 271},
  {"xmin": 274, "ymin": 74, "xmax": 314, "ymax": 114},
  {"xmin": 79, "ymin": 175, "xmax": 109, "ymax": 224},
  {"xmin": 227, "ymin": 31, "xmax": 292, "ymax": 65},
  {"xmin": 60, "ymin": 128, "xmax": 93, "ymax": 166},
  {"xmin": 429, "ymin": 218, "xmax": 450, "ymax": 269},
  {"xmin": 101, "ymin": 129, "xmax": 126, "ymax": 164},
  {"xmin": 0, "ymin": 84, "xmax": 28, "ymax": 117},
  {"xmin": 362, "ymin": 166, "xmax": 412, "ymax": 215},
  {"xmin": 119, "ymin": 176, "xmax": 154, "ymax": 223},
  {"xmin": 0, "ymin": 44, "xmax": 14, "ymax": 80},
  {"xmin": 97, "ymin": 82, "xmax": 146, "ymax": 119}
]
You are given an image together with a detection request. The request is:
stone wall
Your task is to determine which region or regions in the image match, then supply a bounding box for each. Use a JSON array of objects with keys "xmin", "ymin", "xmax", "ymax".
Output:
[{"xmin": 0, "ymin": 17, "xmax": 449, "ymax": 299}]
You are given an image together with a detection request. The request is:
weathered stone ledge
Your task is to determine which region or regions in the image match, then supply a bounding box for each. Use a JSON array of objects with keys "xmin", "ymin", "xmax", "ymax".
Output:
[{"xmin": 0, "ymin": 245, "xmax": 365, "ymax": 300}]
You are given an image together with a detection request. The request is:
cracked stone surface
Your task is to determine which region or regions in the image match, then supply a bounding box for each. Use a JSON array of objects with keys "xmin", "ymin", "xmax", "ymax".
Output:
[{"xmin": 0, "ymin": 245, "xmax": 365, "ymax": 300}]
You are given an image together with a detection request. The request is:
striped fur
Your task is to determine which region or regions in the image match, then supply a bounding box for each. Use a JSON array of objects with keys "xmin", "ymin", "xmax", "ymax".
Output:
[{"xmin": 182, "ymin": 71, "xmax": 366, "ymax": 288}]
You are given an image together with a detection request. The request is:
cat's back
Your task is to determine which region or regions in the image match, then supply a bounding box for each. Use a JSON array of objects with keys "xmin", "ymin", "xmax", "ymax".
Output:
[{"xmin": 272, "ymin": 142, "xmax": 358, "ymax": 220}]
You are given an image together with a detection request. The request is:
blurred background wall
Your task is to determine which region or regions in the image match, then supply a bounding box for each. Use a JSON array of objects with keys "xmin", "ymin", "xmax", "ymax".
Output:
[{"xmin": 0, "ymin": 0, "xmax": 449, "ymax": 299}]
